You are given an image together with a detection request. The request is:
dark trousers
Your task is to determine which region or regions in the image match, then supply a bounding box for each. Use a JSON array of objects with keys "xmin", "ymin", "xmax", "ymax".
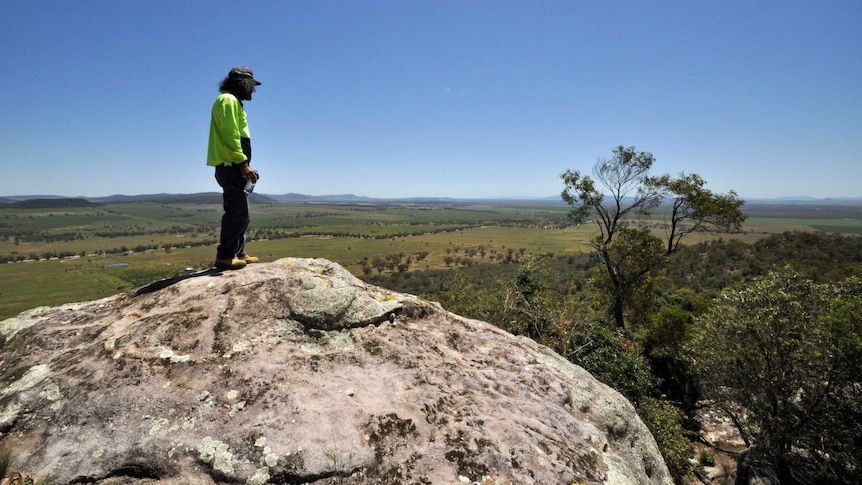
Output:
[{"xmin": 215, "ymin": 164, "xmax": 250, "ymax": 260}]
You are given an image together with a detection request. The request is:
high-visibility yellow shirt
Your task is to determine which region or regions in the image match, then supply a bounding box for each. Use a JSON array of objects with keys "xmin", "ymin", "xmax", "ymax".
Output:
[{"xmin": 207, "ymin": 92, "xmax": 251, "ymax": 166}]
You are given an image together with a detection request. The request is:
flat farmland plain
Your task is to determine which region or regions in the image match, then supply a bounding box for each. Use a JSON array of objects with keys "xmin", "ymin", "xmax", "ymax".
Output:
[{"xmin": 1, "ymin": 198, "xmax": 860, "ymax": 319}]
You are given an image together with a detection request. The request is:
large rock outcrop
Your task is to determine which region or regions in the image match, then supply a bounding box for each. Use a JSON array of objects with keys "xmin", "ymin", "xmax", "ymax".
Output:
[{"xmin": 0, "ymin": 258, "xmax": 672, "ymax": 485}]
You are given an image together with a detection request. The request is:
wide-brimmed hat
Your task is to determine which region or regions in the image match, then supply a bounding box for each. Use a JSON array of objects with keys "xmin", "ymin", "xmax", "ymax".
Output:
[{"xmin": 228, "ymin": 66, "xmax": 262, "ymax": 85}]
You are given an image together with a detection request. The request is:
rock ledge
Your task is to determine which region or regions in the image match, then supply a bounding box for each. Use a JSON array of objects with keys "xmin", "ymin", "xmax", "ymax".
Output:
[{"xmin": 0, "ymin": 258, "xmax": 671, "ymax": 485}]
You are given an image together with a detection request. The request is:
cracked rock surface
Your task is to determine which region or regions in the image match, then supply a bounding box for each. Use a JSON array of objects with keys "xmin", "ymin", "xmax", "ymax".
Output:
[{"xmin": 0, "ymin": 257, "xmax": 671, "ymax": 485}]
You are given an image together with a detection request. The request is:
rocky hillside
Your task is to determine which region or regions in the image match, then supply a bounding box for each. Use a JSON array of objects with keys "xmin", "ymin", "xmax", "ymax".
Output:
[{"xmin": 0, "ymin": 258, "xmax": 672, "ymax": 485}]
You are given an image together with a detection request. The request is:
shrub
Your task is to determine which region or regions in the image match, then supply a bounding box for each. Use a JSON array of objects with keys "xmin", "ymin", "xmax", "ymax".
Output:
[
  {"xmin": 698, "ymin": 449, "xmax": 717, "ymax": 466},
  {"xmin": 638, "ymin": 398, "xmax": 694, "ymax": 482}
]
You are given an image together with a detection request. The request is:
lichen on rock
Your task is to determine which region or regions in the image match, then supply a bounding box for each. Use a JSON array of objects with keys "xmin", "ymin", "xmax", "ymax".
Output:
[{"xmin": 198, "ymin": 436, "xmax": 235, "ymax": 475}]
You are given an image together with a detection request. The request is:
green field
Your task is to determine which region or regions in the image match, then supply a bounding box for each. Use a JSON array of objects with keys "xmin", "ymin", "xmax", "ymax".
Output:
[{"xmin": 1, "ymin": 199, "xmax": 860, "ymax": 320}]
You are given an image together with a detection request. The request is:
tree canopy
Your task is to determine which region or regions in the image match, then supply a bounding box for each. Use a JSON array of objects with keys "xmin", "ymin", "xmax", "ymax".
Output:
[
  {"xmin": 688, "ymin": 269, "xmax": 862, "ymax": 483},
  {"xmin": 561, "ymin": 146, "xmax": 661, "ymax": 245},
  {"xmin": 646, "ymin": 172, "xmax": 746, "ymax": 253},
  {"xmin": 560, "ymin": 145, "xmax": 746, "ymax": 329}
]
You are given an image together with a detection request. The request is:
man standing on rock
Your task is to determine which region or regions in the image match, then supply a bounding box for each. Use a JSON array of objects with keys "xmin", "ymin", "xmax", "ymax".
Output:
[{"xmin": 207, "ymin": 66, "xmax": 261, "ymax": 270}]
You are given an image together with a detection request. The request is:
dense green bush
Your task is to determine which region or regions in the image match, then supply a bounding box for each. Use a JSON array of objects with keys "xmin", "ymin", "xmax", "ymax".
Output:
[
  {"xmin": 638, "ymin": 398, "xmax": 694, "ymax": 481},
  {"xmin": 688, "ymin": 270, "xmax": 862, "ymax": 483}
]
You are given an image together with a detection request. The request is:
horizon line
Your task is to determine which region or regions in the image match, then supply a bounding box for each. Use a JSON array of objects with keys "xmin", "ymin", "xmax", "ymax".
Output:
[{"xmin": 2, "ymin": 192, "xmax": 862, "ymax": 203}]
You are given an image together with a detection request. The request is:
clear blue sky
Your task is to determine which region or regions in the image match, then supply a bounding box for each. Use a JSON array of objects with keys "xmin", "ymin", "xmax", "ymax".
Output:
[{"xmin": 3, "ymin": 1, "xmax": 861, "ymax": 199}]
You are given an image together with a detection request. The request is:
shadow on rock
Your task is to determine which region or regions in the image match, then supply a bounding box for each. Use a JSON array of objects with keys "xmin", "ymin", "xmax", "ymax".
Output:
[{"xmin": 133, "ymin": 268, "xmax": 226, "ymax": 297}]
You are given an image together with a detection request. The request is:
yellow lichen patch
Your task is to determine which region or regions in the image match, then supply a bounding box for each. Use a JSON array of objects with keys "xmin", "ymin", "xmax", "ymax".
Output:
[
  {"xmin": 246, "ymin": 467, "xmax": 270, "ymax": 485},
  {"xmin": 149, "ymin": 417, "xmax": 170, "ymax": 436},
  {"xmin": 2, "ymin": 365, "xmax": 50, "ymax": 397},
  {"xmin": 254, "ymin": 437, "xmax": 279, "ymax": 468},
  {"xmin": 198, "ymin": 436, "xmax": 234, "ymax": 474},
  {"xmin": 39, "ymin": 383, "xmax": 64, "ymax": 409},
  {"xmin": 154, "ymin": 346, "xmax": 190, "ymax": 363}
]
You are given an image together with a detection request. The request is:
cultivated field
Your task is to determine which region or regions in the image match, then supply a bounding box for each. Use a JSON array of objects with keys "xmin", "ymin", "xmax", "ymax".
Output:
[{"xmin": 1, "ymin": 198, "xmax": 860, "ymax": 319}]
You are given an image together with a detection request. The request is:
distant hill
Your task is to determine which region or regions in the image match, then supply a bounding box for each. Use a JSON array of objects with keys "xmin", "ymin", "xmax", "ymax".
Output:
[
  {"xmin": 94, "ymin": 193, "xmax": 224, "ymax": 204},
  {"xmin": 265, "ymin": 193, "xmax": 561, "ymax": 205},
  {"xmin": 88, "ymin": 193, "xmax": 276, "ymax": 204},
  {"xmin": 2, "ymin": 193, "xmax": 860, "ymax": 206},
  {"xmin": 0, "ymin": 195, "xmax": 71, "ymax": 202},
  {"xmin": 5, "ymin": 198, "xmax": 99, "ymax": 209},
  {"xmin": 267, "ymin": 193, "xmax": 383, "ymax": 203},
  {"xmin": 745, "ymin": 197, "xmax": 862, "ymax": 204},
  {"xmin": 89, "ymin": 193, "xmax": 178, "ymax": 203}
]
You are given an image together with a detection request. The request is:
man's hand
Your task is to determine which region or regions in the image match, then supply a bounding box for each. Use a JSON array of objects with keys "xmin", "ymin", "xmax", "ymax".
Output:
[{"xmin": 240, "ymin": 166, "xmax": 260, "ymax": 183}]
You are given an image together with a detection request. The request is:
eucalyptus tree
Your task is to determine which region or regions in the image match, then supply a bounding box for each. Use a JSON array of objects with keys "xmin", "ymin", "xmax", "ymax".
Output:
[
  {"xmin": 561, "ymin": 146, "xmax": 661, "ymax": 246},
  {"xmin": 561, "ymin": 146, "xmax": 663, "ymax": 329},
  {"xmin": 646, "ymin": 172, "xmax": 746, "ymax": 254},
  {"xmin": 561, "ymin": 146, "xmax": 745, "ymax": 329}
]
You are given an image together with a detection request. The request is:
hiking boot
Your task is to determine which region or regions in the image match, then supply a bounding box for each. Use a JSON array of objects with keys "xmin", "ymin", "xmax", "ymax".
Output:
[
  {"xmin": 215, "ymin": 257, "xmax": 247, "ymax": 270},
  {"xmin": 239, "ymin": 255, "xmax": 259, "ymax": 264}
]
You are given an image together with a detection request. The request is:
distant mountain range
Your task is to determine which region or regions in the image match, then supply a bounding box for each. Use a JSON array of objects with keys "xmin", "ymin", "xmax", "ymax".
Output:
[
  {"xmin": 0, "ymin": 192, "xmax": 569, "ymax": 206},
  {"xmin": 1, "ymin": 193, "xmax": 861, "ymax": 207}
]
